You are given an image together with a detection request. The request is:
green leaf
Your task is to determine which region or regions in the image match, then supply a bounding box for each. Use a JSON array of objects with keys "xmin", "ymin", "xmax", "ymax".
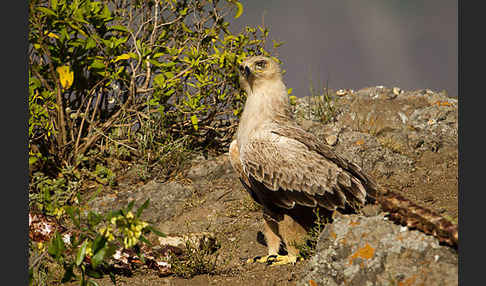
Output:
[
  {"xmin": 109, "ymin": 272, "xmax": 117, "ymax": 285},
  {"xmin": 148, "ymin": 58, "xmax": 163, "ymax": 67},
  {"xmin": 88, "ymin": 211, "xmax": 103, "ymax": 227},
  {"xmin": 86, "ymin": 267, "xmax": 103, "ymax": 279},
  {"xmin": 91, "ymin": 246, "xmax": 107, "ymax": 269},
  {"xmin": 48, "ymin": 232, "xmax": 66, "ymax": 261},
  {"xmin": 92, "ymin": 235, "xmax": 107, "ymax": 255},
  {"xmin": 113, "ymin": 53, "xmax": 132, "ymax": 63},
  {"xmin": 109, "ymin": 25, "xmax": 129, "ymax": 33},
  {"xmin": 125, "ymin": 200, "xmax": 135, "ymax": 213},
  {"xmin": 136, "ymin": 199, "xmax": 150, "ymax": 218},
  {"xmin": 51, "ymin": 0, "xmax": 58, "ymax": 11},
  {"xmin": 88, "ymin": 279, "xmax": 101, "ymax": 286},
  {"xmin": 91, "ymin": 244, "xmax": 116, "ymax": 269},
  {"xmin": 76, "ymin": 239, "xmax": 89, "ymax": 266},
  {"xmin": 181, "ymin": 22, "xmax": 192, "ymax": 34},
  {"xmin": 164, "ymin": 71, "xmax": 175, "ymax": 79},
  {"xmin": 153, "ymin": 74, "xmax": 165, "ymax": 88},
  {"xmin": 153, "ymin": 52, "xmax": 166, "ymax": 58},
  {"xmin": 29, "ymin": 156, "xmax": 38, "ymax": 166},
  {"xmin": 61, "ymin": 263, "xmax": 76, "ymax": 283},
  {"xmin": 65, "ymin": 206, "xmax": 80, "ymax": 227},
  {"xmin": 100, "ymin": 4, "xmax": 112, "ymax": 20},
  {"xmin": 28, "ymin": 268, "xmax": 33, "ymax": 286},
  {"xmin": 85, "ymin": 37, "xmax": 96, "ymax": 49},
  {"xmin": 190, "ymin": 115, "xmax": 199, "ymax": 131},
  {"xmin": 233, "ymin": 2, "xmax": 244, "ymax": 19},
  {"xmin": 106, "ymin": 210, "xmax": 122, "ymax": 221},
  {"xmin": 37, "ymin": 7, "xmax": 57, "ymax": 17},
  {"xmin": 139, "ymin": 235, "xmax": 151, "ymax": 245},
  {"xmin": 89, "ymin": 59, "xmax": 105, "ymax": 70},
  {"xmin": 87, "ymin": 186, "xmax": 102, "ymax": 203}
]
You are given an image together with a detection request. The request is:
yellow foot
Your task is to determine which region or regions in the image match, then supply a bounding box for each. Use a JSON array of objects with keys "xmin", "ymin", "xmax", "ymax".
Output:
[{"xmin": 247, "ymin": 254, "xmax": 301, "ymax": 266}]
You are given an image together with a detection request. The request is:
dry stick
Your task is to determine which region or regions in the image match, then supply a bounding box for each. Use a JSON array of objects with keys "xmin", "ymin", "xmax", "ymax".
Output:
[
  {"xmin": 41, "ymin": 42, "xmax": 67, "ymax": 149},
  {"xmin": 75, "ymin": 93, "xmax": 134, "ymax": 167},
  {"xmin": 141, "ymin": 0, "xmax": 160, "ymax": 90},
  {"xmin": 373, "ymin": 187, "xmax": 458, "ymax": 248},
  {"xmin": 87, "ymin": 89, "xmax": 103, "ymax": 135},
  {"xmin": 72, "ymin": 81, "xmax": 105, "ymax": 156},
  {"xmin": 74, "ymin": 96, "xmax": 93, "ymax": 155},
  {"xmin": 93, "ymin": 127, "xmax": 137, "ymax": 152}
]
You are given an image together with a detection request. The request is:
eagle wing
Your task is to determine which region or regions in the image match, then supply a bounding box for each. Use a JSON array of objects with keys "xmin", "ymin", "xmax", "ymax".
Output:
[{"xmin": 238, "ymin": 123, "xmax": 377, "ymax": 211}]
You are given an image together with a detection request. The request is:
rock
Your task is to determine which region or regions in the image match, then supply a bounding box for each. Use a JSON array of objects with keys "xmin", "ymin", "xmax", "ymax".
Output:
[
  {"xmin": 325, "ymin": 134, "xmax": 338, "ymax": 146},
  {"xmin": 186, "ymin": 156, "xmax": 231, "ymax": 181},
  {"xmin": 299, "ymin": 214, "xmax": 458, "ymax": 286},
  {"xmin": 158, "ymin": 232, "xmax": 217, "ymax": 252},
  {"xmin": 90, "ymin": 180, "xmax": 193, "ymax": 223}
]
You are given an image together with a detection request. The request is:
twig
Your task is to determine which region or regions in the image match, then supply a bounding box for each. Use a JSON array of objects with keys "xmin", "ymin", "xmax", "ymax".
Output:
[
  {"xmin": 74, "ymin": 96, "xmax": 93, "ymax": 154},
  {"xmin": 93, "ymin": 128, "xmax": 138, "ymax": 152}
]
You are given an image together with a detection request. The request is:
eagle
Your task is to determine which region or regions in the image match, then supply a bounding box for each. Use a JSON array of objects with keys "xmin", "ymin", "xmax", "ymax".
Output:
[{"xmin": 229, "ymin": 56, "xmax": 378, "ymax": 266}]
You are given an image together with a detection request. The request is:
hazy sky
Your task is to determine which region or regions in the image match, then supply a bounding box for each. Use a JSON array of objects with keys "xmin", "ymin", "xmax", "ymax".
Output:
[{"xmin": 228, "ymin": 0, "xmax": 458, "ymax": 97}]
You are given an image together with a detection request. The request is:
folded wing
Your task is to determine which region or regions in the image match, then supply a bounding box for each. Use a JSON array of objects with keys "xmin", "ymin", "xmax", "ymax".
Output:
[{"xmin": 238, "ymin": 124, "xmax": 375, "ymax": 211}]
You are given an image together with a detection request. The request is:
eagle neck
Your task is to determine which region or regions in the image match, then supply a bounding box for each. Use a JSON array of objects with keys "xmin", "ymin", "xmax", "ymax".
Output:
[{"xmin": 237, "ymin": 79, "xmax": 292, "ymax": 148}]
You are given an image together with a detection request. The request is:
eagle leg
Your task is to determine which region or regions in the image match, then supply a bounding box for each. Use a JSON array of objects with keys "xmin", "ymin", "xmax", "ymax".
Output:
[
  {"xmin": 247, "ymin": 217, "xmax": 282, "ymax": 264},
  {"xmin": 247, "ymin": 214, "xmax": 307, "ymax": 266}
]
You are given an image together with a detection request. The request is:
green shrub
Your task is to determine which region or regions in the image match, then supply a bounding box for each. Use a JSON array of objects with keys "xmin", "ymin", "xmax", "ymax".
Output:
[
  {"xmin": 28, "ymin": 1, "xmax": 280, "ymax": 283},
  {"xmin": 29, "ymin": 0, "xmax": 275, "ymax": 173},
  {"xmin": 29, "ymin": 199, "xmax": 164, "ymax": 285}
]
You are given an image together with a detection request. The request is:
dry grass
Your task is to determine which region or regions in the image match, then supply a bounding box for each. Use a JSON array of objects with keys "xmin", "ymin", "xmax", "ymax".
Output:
[
  {"xmin": 378, "ymin": 136, "xmax": 406, "ymax": 154},
  {"xmin": 169, "ymin": 236, "xmax": 221, "ymax": 278}
]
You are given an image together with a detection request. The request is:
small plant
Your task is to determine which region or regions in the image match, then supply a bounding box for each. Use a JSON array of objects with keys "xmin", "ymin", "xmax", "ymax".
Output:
[
  {"xmin": 241, "ymin": 193, "xmax": 262, "ymax": 212},
  {"xmin": 311, "ymin": 81, "xmax": 337, "ymax": 124},
  {"xmin": 169, "ymin": 236, "xmax": 221, "ymax": 278},
  {"xmin": 94, "ymin": 164, "xmax": 116, "ymax": 186},
  {"xmin": 29, "ymin": 199, "xmax": 165, "ymax": 286},
  {"xmin": 296, "ymin": 208, "xmax": 330, "ymax": 260},
  {"xmin": 30, "ymin": 169, "xmax": 81, "ymax": 216},
  {"xmin": 378, "ymin": 136, "xmax": 406, "ymax": 154},
  {"xmin": 296, "ymin": 78, "xmax": 337, "ymax": 124}
]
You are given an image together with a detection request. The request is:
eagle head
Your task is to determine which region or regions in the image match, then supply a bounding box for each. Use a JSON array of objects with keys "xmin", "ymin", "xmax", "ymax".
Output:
[{"xmin": 238, "ymin": 56, "xmax": 281, "ymax": 94}]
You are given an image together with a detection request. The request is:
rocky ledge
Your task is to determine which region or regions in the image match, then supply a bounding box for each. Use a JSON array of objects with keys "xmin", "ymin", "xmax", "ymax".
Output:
[{"xmin": 82, "ymin": 86, "xmax": 458, "ymax": 285}]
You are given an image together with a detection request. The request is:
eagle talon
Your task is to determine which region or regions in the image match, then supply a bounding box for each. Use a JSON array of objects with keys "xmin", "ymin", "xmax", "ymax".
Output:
[{"xmin": 247, "ymin": 254, "xmax": 299, "ymax": 266}]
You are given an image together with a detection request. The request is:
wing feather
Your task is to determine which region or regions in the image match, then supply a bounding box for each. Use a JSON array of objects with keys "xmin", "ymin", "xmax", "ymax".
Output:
[
  {"xmin": 272, "ymin": 123, "xmax": 378, "ymax": 198},
  {"xmin": 240, "ymin": 127, "xmax": 369, "ymax": 211}
]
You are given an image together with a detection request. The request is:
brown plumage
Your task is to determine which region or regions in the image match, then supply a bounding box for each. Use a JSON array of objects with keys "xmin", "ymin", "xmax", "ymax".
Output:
[{"xmin": 230, "ymin": 56, "xmax": 379, "ymax": 265}]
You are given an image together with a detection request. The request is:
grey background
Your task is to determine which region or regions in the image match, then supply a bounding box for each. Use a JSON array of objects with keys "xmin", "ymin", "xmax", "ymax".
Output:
[{"xmin": 228, "ymin": 0, "xmax": 458, "ymax": 97}]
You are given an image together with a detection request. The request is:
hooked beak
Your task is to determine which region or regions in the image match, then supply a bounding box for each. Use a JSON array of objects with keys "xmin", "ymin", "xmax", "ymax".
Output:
[{"xmin": 239, "ymin": 64, "xmax": 251, "ymax": 79}]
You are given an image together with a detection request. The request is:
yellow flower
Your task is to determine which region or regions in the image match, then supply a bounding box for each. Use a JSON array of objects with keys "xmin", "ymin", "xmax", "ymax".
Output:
[
  {"xmin": 99, "ymin": 226, "xmax": 107, "ymax": 234},
  {"xmin": 37, "ymin": 242, "xmax": 45, "ymax": 251},
  {"xmin": 126, "ymin": 211, "xmax": 134, "ymax": 219},
  {"xmin": 86, "ymin": 245, "xmax": 93, "ymax": 257},
  {"xmin": 45, "ymin": 31, "xmax": 59, "ymax": 39},
  {"xmin": 56, "ymin": 66, "xmax": 74, "ymax": 90},
  {"xmin": 53, "ymin": 207, "xmax": 65, "ymax": 219}
]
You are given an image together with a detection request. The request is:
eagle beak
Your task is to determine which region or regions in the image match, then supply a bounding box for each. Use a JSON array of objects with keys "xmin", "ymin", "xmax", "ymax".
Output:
[
  {"xmin": 244, "ymin": 66, "xmax": 251, "ymax": 78},
  {"xmin": 239, "ymin": 64, "xmax": 251, "ymax": 79}
]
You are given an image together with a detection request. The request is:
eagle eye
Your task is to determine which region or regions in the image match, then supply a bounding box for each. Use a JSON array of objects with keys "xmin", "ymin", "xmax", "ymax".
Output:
[{"xmin": 255, "ymin": 60, "xmax": 266, "ymax": 70}]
